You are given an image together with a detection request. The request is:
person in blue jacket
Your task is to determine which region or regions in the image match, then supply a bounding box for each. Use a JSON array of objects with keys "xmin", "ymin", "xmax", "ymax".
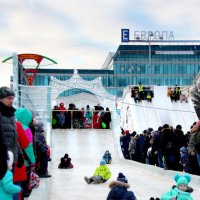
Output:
[
  {"xmin": 106, "ymin": 172, "xmax": 137, "ymax": 200},
  {"xmin": 103, "ymin": 150, "xmax": 112, "ymax": 164},
  {"xmin": 0, "ymin": 146, "xmax": 21, "ymax": 200}
]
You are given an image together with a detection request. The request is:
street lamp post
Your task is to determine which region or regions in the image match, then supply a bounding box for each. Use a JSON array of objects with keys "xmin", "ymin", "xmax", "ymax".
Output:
[{"xmin": 148, "ymin": 33, "xmax": 154, "ymax": 85}]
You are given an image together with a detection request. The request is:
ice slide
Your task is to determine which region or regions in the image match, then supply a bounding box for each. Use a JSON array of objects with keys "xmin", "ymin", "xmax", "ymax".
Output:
[
  {"xmin": 128, "ymin": 98, "xmax": 161, "ymax": 133},
  {"xmin": 122, "ymin": 86, "xmax": 198, "ymax": 134},
  {"xmin": 121, "ymin": 89, "xmax": 161, "ymax": 134},
  {"xmin": 179, "ymin": 97, "xmax": 198, "ymax": 129},
  {"xmin": 29, "ymin": 116, "xmax": 200, "ymax": 200}
]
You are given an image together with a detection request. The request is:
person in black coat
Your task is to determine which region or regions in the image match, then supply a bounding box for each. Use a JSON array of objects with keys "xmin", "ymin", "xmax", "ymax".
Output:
[
  {"xmin": 120, "ymin": 130, "xmax": 131, "ymax": 159},
  {"xmin": 106, "ymin": 172, "xmax": 137, "ymax": 200},
  {"xmin": 174, "ymin": 125, "xmax": 187, "ymax": 170},
  {"xmin": 151, "ymin": 126, "xmax": 164, "ymax": 168},
  {"xmin": 34, "ymin": 121, "xmax": 51, "ymax": 178},
  {"xmin": 174, "ymin": 125, "xmax": 187, "ymax": 149},
  {"xmin": 159, "ymin": 124, "xmax": 178, "ymax": 170}
]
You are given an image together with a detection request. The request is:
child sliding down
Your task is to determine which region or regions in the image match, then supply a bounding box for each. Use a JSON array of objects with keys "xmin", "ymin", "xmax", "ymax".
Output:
[{"xmin": 58, "ymin": 154, "xmax": 73, "ymax": 169}]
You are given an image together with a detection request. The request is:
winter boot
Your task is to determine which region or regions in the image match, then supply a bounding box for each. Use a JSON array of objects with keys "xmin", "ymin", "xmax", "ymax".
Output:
[{"xmin": 84, "ymin": 176, "xmax": 91, "ymax": 184}]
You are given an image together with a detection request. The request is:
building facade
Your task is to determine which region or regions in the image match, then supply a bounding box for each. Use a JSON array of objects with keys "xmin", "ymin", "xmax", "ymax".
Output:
[{"xmin": 32, "ymin": 41, "xmax": 200, "ymax": 97}]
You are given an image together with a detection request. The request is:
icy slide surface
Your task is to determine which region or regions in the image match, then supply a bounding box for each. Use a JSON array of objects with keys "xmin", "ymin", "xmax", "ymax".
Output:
[
  {"xmin": 45, "ymin": 128, "xmax": 200, "ymax": 200},
  {"xmin": 123, "ymin": 86, "xmax": 198, "ymax": 133}
]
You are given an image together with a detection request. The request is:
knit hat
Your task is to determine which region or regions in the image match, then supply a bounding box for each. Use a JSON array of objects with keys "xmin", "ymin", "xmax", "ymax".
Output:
[
  {"xmin": 180, "ymin": 146, "xmax": 187, "ymax": 153},
  {"xmin": 0, "ymin": 86, "xmax": 15, "ymax": 99},
  {"xmin": 125, "ymin": 130, "xmax": 129, "ymax": 134},
  {"xmin": 35, "ymin": 121, "xmax": 44, "ymax": 132},
  {"xmin": 100, "ymin": 160, "xmax": 106, "ymax": 165},
  {"xmin": 176, "ymin": 125, "xmax": 182, "ymax": 130},
  {"xmin": 117, "ymin": 172, "xmax": 128, "ymax": 183},
  {"xmin": 163, "ymin": 124, "xmax": 169, "ymax": 129},
  {"xmin": 64, "ymin": 154, "xmax": 69, "ymax": 159},
  {"xmin": 174, "ymin": 174, "xmax": 191, "ymax": 187}
]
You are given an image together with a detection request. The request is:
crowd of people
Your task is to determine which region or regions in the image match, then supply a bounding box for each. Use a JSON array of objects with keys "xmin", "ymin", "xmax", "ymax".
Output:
[
  {"xmin": 51, "ymin": 102, "xmax": 112, "ymax": 129},
  {"xmin": 0, "ymin": 86, "xmax": 51, "ymax": 200},
  {"xmin": 120, "ymin": 123, "xmax": 200, "ymax": 176}
]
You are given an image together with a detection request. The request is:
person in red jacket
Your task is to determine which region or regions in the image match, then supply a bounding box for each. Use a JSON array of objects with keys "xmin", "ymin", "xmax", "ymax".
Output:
[
  {"xmin": 93, "ymin": 112, "xmax": 100, "ymax": 129},
  {"xmin": 57, "ymin": 103, "xmax": 67, "ymax": 128},
  {"xmin": 58, "ymin": 102, "xmax": 67, "ymax": 111}
]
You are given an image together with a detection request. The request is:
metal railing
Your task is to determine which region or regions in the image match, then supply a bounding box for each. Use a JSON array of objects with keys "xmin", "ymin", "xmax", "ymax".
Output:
[
  {"xmin": 18, "ymin": 84, "xmax": 51, "ymax": 132},
  {"xmin": 51, "ymin": 110, "xmax": 112, "ymax": 130}
]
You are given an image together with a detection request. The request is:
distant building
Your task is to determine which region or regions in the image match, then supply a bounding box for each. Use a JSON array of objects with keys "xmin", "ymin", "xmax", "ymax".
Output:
[{"xmin": 32, "ymin": 40, "xmax": 200, "ymax": 97}]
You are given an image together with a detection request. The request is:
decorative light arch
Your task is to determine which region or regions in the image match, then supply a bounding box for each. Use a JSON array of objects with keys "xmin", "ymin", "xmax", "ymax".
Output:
[{"xmin": 49, "ymin": 70, "xmax": 116, "ymax": 110}]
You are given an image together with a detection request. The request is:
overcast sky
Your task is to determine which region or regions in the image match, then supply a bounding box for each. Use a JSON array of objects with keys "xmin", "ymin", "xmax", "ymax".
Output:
[{"xmin": 1, "ymin": 0, "xmax": 200, "ymax": 86}]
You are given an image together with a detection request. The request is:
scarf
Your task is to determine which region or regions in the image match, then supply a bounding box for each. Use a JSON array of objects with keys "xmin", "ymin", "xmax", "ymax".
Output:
[{"xmin": 0, "ymin": 101, "xmax": 16, "ymax": 117}]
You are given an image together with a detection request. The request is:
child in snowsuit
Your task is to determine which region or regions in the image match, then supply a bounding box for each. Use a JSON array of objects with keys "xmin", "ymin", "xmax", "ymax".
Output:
[
  {"xmin": 133, "ymin": 90, "xmax": 141, "ymax": 103},
  {"xmin": 179, "ymin": 146, "xmax": 190, "ymax": 173},
  {"xmin": 106, "ymin": 172, "xmax": 137, "ymax": 200},
  {"xmin": 84, "ymin": 160, "xmax": 111, "ymax": 184},
  {"xmin": 161, "ymin": 174, "xmax": 193, "ymax": 200},
  {"xmin": 146, "ymin": 92, "xmax": 152, "ymax": 102},
  {"xmin": 167, "ymin": 87, "xmax": 172, "ymax": 97},
  {"xmin": 58, "ymin": 154, "xmax": 73, "ymax": 169},
  {"xmin": 34, "ymin": 121, "xmax": 51, "ymax": 178},
  {"xmin": 102, "ymin": 150, "xmax": 112, "ymax": 164}
]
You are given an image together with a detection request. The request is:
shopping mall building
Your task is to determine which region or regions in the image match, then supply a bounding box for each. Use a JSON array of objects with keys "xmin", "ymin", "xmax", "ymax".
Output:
[{"xmin": 33, "ymin": 30, "xmax": 200, "ymax": 97}]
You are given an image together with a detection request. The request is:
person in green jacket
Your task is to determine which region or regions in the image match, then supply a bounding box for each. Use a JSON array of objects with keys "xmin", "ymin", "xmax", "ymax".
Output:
[
  {"xmin": 161, "ymin": 174, "xmax": 193, "ymax": 200},
  {"xmin": 84, "ymin": 160, "xmax": 111, "ymax": 184},
  {"xmin": 146, "ymin": 92, "xmax": 152, "ymax": 102}
]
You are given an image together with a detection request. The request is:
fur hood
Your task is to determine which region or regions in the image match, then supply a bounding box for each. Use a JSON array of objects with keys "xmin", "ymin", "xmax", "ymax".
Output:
[{"xmin": 109, "ymin": 180, "xmax": 130, "ymax": 189}]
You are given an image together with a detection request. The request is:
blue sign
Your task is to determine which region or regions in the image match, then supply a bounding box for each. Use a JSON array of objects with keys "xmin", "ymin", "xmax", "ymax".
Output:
[
  {"xmin": 121, "ymin": 29, "xmax": 175, "ymax": 42},
  {"xmin": 121, "ymin": 29, "xmax": 129, "ymax": 42}
]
